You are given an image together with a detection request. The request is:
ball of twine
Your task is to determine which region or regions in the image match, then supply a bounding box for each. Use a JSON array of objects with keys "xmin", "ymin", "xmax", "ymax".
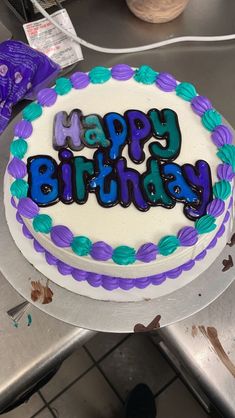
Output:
[{"xmin": 126, "ymin": 0, "xmax": 190, "ymax": 24}]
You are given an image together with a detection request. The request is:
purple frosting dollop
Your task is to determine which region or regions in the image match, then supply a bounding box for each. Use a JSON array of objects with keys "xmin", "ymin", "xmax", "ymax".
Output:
[
  {"xmin": 136, "ymin": 243, "xmax": 158, "ymax": 262},
  {"xmin": 177, "ymin": 227, "xmax": 198, "ymax": 246},
  {"xmin": 11, "ymin": 196, "xmax": 17, "ymax": 208},
  {"xmin": 224, "ymin": 210, "xmax": 230, "ymax": 223},
  {"xmin": 167, "ymin": 267, "xmax": 182, "ymax": 279},
  {"xmin": 195, "ymin": 250, "xmax": 207, "ymax": 261},
  {"xmin": 191, "ymin": 96, "xmax": 212, "ymax": 116},
  {"xmin": 72, "ymin": 268, "xmax": 87, "ymax": 281},
  {"xmin": 14, "ymin": 120, "xmax": 33, "ymax": 139},
  {"xmin": 135, "ymin": 277, "xmax": 151, "ymax": 289},
  {"xmin": 70, "ymin": 72, "xmax": 90, "ymax": 89},
  {"xmin": 22, "ymin": 224, "xmax": 33, "ymax": 239},
  {"xmin": 50, "ymin": 225, "xmax": 73, "ymax": 247},
  {"xmin": 217, "ymin": 163, "xmax": 234, "ymax": 181},
  {"xmin": 45, "ymin": 251, "xmax": 57, "ymax": 265},
  {"xmin": 156, "ymin": 72, "xmax": 177, "ymax": 92},
  {"xmin": 33, "ymin": 239, "xmax": 44, "ymax": 253},
  {"xmin": 229, "ymin": 196, "xmax": 233, "ymax": 209},
  {"xmin": 111, "ymin": 64, "xmax": 134, "ymax": 80},
  {"xmin": 87, "ymin": 273, "xmax": 102, "ymax": 287},
  {"xmin": 182, "ymin": 260, "xmax": 195, "ymax": 271},
  {"xmin": 207, "ymin": 237, "xmax": 217, "ymax": 249},
  {"xmin": 151, "ymin": 274, "xmax": 166, "ymax": 285},
  {"xmin": 16, "ymin": 211, "xmax": 23, "ymax": 224},
  {"xmin": 212, "ymin": 125, "xmax": 233, "ymax": 147},
  {"xmin": 206, "ymin": 198, "xmax": 225, "ymax": 217},
  {"xmin": 217, "ymin": 224, "xmax": 225, "ymax": 237},
  {"xmin": 57, "ymin": 260, "xmax": 73, "ymax": 275},
  {"xmin": 119, "ymin": 279, "xmax": 135, "ymax": 290},
  {"xmin": 90, "ymin": 241, "xmax": 113, "ymax": 261},
  {"xmin": 102, "ymin": 277, "xmax": 119, "ymax": 290},
  {"xmin": 37, "ymin": 88, "xmax": 57, "ymax": 107},
  {"xmin": 18, "ymin": 198, "xmax": 39, "ymax": 218},
  {"xmin": 8, "ymin": 158, "xmax": 27, "ymax": 179}
]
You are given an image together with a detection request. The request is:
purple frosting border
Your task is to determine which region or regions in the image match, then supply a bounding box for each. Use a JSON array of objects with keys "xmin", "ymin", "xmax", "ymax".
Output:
[{"xmin": 14, "ymin": 197, "xmax": 232, "ymax": 291}]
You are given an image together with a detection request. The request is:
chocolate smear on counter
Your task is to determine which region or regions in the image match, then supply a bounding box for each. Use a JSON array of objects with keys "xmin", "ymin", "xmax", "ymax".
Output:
[
  {"xmin": 222, "ymin": 255, "xmax": 233, "ymax": 272},
  {"xmin": 227, "ymin": 233, "xmax": 235, "ymax": 247},
  {"xmin": 191, "ymin": 325, "xmax": 198, "ymax": 337},
  {"xmin": 31, "ymin": 280, "xmax": 53, "ymax": 304},
  {"xmin": 199, "ymin": 326, "xmax": 235, "ymax": 378},
  {"xmin": 134, "ymin": 314, "xmax": 161, "ymax": 332}
]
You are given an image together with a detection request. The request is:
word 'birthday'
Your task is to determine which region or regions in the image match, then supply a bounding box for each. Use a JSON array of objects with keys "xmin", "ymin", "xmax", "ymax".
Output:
[{"xmin": 27, "ymin": 108, "xmax": 213, "ymax": 221}]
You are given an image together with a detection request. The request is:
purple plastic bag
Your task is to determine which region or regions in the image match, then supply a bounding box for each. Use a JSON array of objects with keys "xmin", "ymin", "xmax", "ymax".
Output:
[{"xmin": 0, "ymin": 40, "xmax": 60, "ymax": 134}]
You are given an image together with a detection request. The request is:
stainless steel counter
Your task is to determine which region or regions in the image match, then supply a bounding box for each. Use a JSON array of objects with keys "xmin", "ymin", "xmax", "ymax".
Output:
[
  {"xmin": 0, "ymin": 272, "xmax": 95, "ymax": 411},
  {"xmin": 1, "ymin": 0, "xmax": 235, "ymax": 415},
  {"xmin": 159, "ymin": 283, "xmax": 235, "ymax": 418}
]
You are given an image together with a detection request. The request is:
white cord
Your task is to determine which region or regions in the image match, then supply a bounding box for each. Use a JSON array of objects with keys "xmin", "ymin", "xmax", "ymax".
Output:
[{"xmin": 31, "ymin": 0, "xmax": 235, "ymax": 54}]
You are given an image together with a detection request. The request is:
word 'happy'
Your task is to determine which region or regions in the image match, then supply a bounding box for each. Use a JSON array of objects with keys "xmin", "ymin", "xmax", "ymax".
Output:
[{"xmin": 27, "ymin": 108, "xmax": 213, "ymax": 221}]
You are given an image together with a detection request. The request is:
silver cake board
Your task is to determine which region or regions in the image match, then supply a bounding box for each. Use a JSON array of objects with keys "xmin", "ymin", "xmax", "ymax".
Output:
[{"xmin": 1, "ymin": 115, "xmax": 235, "ymax": 332}]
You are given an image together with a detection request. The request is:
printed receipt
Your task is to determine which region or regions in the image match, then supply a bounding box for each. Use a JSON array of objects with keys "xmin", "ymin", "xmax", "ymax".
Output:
[{"xmin": 23, "ymin": 9, "xmax": 83, "ymax": 68}]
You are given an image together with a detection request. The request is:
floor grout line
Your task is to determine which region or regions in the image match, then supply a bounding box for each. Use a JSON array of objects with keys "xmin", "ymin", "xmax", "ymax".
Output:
[
  {"xmin": 38, "ymin": 391, "xmax": 58, "ymax": 418},
  {"xmin": 85, "ymin": 333, "xmax": 131, "ymax": 364},
  {"xmin": 32, "ymin": 392, "xmax": 56, "ymax": 418},
  {"xmin": 30, "ymin": 405, "xmax": 54, "ymax": 418},
  {"xmin": 83, "ymin": 345, "xmax": 125, "ymax": 404},
  {"xmin": 48, "ymin": 405, "xmax": 60, "ymax": 418},
  {"xmin": 154, "ymin": 375, "xmax": 179, "ymax": 399},
  {"xmin": 35, "ymin": 333, "xmax": 178, "ymax": 415},
  {"xmin": 41, "ymin": 362, "xmax": 95, "ymax": 407},
  {"xmin": 84, "ymin": 333, "xmax": 180, "ymax": 404},
  {"xmin": 38, "ymin": 390, "xmax": 48, "ymax": 405},
  {"xmin": 41, "ymin": 335, "xmax": 130, "ymax": 408}
]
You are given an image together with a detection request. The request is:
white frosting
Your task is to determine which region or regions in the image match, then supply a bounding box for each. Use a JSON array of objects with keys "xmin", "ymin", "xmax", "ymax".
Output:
[
  {"xmin": 24, "ymin": 80, "xmax": 219, "ymax": 244},
  {"xmin": 7, "ymin": 77, "xmax": 232, "ymax": 280}
]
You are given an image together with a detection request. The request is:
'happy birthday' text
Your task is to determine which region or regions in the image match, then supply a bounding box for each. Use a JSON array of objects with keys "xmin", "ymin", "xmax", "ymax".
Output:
[{"xmin": 27, "ymin": 108, "xmax": 213, "ymax": 221}]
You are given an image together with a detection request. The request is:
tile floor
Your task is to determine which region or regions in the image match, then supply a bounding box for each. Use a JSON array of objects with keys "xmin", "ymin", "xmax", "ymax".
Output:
[{"xmin": 2, "ymin": 333, "xmax": 210, "ymax": 418}]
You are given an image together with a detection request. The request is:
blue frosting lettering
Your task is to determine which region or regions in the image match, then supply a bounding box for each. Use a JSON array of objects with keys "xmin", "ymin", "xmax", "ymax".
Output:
[
  {"xmin": 104, "ymin": 112, "xmax": 127, "ymax": 160},
  {"xmin": 27, "ymin": 156, "xmax": 59, "ymax": 205},
  {"xmin": 163, "ymin": 163, "xmax": 199, "ymax": 204},
  {"xmin": 89, "ymin": 151, "xmax": 117, "ymax": 205},
  {"xmin": 125, "ymin": 110, "xmax": 152, "ymax": 164}
]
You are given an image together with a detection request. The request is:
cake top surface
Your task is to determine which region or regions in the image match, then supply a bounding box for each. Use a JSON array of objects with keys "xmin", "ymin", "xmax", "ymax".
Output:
[{"xmin": 7, "ymin": 64, "xmax": 235, "ymax": 267}]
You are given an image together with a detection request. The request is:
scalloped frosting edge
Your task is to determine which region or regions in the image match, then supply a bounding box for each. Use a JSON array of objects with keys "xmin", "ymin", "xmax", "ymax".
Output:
[{"xmin": 14, "ymin": 197, "xmax": 232, "ymax": 290}]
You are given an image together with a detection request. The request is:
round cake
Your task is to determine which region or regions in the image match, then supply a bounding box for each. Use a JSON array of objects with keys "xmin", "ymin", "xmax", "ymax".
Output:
[{"xmin": 4, "ymin": 64, "xmax": 235, "ymax": 301}]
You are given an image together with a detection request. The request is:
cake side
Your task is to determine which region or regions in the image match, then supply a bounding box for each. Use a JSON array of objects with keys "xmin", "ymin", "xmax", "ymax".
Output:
[{"xmin": 4, "ymin": 187, "xmax": 233, "ymax": 296}]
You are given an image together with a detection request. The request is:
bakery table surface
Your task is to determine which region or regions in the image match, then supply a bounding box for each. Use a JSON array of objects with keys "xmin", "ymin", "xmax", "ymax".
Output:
[{"xmin": 1, "ymin": 0, "xmax": 235, "ymax": 416}]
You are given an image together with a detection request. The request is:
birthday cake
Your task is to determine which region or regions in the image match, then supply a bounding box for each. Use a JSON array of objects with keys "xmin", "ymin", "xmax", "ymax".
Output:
[{"xmin": 4, "ymin": 64, "xmax": 235, "ymax": 299}]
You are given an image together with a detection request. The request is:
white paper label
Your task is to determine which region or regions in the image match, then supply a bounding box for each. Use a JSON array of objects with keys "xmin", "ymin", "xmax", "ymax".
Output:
[{"xmin": 23, "ymin": 9, "xmax": 83, "ymax": 68}]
